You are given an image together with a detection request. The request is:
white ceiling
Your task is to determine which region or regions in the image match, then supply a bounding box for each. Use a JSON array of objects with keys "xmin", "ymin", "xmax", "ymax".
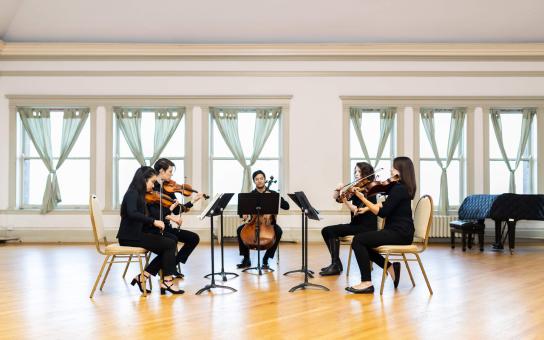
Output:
[{"xmin": 1, "ymin": 0, "xmax": 544, "ymax": 44}]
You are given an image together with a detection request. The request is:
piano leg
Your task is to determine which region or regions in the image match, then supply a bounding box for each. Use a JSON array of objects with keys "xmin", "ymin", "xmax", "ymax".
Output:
[{"xmin": 507, "ymin": 220, "xmax": 516, "ymax": 254}]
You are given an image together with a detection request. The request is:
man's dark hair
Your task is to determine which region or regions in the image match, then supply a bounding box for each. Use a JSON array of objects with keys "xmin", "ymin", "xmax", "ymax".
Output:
[
  {"xmin": 252, "ymin": 170, "xmax": 266, "ymax": 182},
  {"xmin": 153, "ymin": 158, "xmax": 176, "ymax": 173}
]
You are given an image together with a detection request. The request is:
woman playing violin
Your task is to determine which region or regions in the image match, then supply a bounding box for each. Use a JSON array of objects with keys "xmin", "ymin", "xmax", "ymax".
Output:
[
  {"xmin": 319, "ymin": 162, "xmax": 378, "ymax": 276},
  {"xmin": 346, "ymin": 156, "xmax": 417, "ymax": 294},
  {"xmin": 117, "ymin": 166, "xmax": 184, "ymax": 295},
  {"xmin": 147, "ymin": 158, "xmax": 203, "ymax": 278},
  {"xmin": 236, "ymin": 170, "xmax": 290, "ymax": 270}
]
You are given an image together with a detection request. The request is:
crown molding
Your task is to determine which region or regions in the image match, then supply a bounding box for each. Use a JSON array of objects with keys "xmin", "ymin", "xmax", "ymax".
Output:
[
  {"xmin": 2, "ymin": 70, "xmax": 544, "ymax": 77},
  {"xmin": 340, "ymin": 96, "xmax": 544, "ymax": 107},
  {"xmin": 2, "ymin": 42, "xmax": 544, "ymax": 60}
]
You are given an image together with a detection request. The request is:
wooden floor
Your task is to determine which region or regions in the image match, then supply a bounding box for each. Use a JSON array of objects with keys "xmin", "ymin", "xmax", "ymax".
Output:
[{"xmin": 1, "ymin": 242, "xmax": 544, "ymax": 339}]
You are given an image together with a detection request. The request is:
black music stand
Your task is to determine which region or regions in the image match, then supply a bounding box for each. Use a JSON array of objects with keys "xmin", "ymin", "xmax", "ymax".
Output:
[
  {"xmin": 238, "ymin": 192, "xmax": 279, "ymax": 275},
  {"xmin": 204, "ymin": 193, "xmax": 239, "ymax": 282},
  {"xmin": 196, "ymin": 193, "xmax": 237, "ymax": 295},
  {"xmin": 283, "ymin": 193, "xmax": 314, "ymax": 278},
  {"xmin": 288, "ymin": 191, "xmax": 329, "ymax": 293}
]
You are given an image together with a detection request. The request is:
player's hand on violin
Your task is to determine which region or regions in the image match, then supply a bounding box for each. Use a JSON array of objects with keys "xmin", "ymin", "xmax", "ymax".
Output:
[
  {"xmin": 350, "ymin": 186, "xmax": 362, "ymax": 193},
  {"xmin": 169, "ymin": 200, "xmax": 180, "ymax": 212},
  {"xmin": 154, "ymin": 220, "xmax": 165, "ymax": 231},
  {"xmin": 193, "ymin": 192, "xmax": 204, "ymax": 203}
]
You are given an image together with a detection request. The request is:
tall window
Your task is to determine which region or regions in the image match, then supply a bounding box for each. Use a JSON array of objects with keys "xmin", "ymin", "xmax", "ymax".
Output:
[
  {"xmin": 210, "ymin": 109, "xmax": 281, "ymax": 205},
  {"xmin": 18, "ymin": 109, "xmax": 90, "ymax": 208},
  {"xmin": 489, "ymin": 109, "xmax": 537, "ymax": 194},
  {"xmin": 419, "ymin": 109, "xmax": 466, "ymax": 210},
  {"xmin": 114, "ymin": 108, "xmax": 185, "ymax": 205},
  {"xmin": 349, "ymin": 108, "xmax": 396, "ymax": 182}
]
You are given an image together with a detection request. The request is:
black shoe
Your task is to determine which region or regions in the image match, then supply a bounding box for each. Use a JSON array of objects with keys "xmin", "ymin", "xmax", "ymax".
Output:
[
  {"xmin": 261, "ymin": 263, "xmax": 271, "ymax": 270},
  {"xmin": 130, "ymin": 274, "xmax": 151, "ymax": 294},
  {"xmin": 160, "ymin": 279, "xmax": 185, "ymax": 295},
  {"xmin": 236, "ymin": 258, "xmax": 251, "ymax": 269},
  {"xmin": 321, "ymin": 263, "xmax": 334, "ymax": 272},
  {"xmin": 319, "ymin": 262, "xmax": 342, "ymax": 276},
  {"xmin": 392, "ymin": 262, "xmax": 401, "ymax": 289},
  {"xmin": 174, "ymin": 272, "xmax": 185, "ymax": 279},
  {"xmin": 345, "ymin": 285, "xmax": 375, "ymax": 294}
]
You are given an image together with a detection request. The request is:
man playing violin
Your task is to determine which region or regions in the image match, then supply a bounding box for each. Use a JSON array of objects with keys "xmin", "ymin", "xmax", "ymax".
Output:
[
  {"xmin": 236, "ymin": 170, "xmax": 290, "ymax": 270},
  {"xmin": 147, "ymin": 158, "xmax": 203, "ymax": 278}
]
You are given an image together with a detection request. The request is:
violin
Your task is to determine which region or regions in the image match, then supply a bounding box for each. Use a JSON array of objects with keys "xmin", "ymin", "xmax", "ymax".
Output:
[
  {"xmin": 336, "ymin": 169, "xmax": 381, "ymax": 203},
  {"xmin": 144, "ymin": 191, "xmax": 189, "ymax": 212},
  {"xmin": 239, "ymin": 176, "xmax": 277, "ymax": 250},
  {"xmin": 357, "ymin": 174, "xmax": 400, "ymax": 197},
  {"xmin": 162, "ymin": 179, "xmax": 210, "ymax": 199}
]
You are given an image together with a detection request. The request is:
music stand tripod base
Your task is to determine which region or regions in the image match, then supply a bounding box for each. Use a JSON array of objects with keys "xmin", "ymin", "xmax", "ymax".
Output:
[{"xmin": 289, "ymin": 282, "xmax": 330, "ymax": 293}]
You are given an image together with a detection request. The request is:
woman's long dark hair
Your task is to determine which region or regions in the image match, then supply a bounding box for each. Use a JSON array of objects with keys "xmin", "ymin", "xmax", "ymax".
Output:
[
  {"xmin": 355, "ymin": 162, "xmax": 375, "ymax": 182},
  {"xmin": 123, "ymin": 166, "xmax": 157, "ymax": 217},
  {"xmin": 393, "ymin": 156, "xmax": 416, "ymax": 199}
]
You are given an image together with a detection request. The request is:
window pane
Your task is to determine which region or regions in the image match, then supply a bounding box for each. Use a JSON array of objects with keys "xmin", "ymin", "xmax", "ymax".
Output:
[
  {"xmin": 489, "ymin": 160, "xmax": 527, "ymax": 194},
  {"xmin": 420, "ymin": 112, "xmax": 453, "ymax": 158},
  {"xmin": 259, "ymin": 121, "xmax": 280, "ymax": 158},
  {"xmin": 419, "ymin": 160, "xmax": 461, "ymax": 207},
  {"xmin": 161, "ymin": 116, "xmax": 185, "ymax": 157},
  {"xmin": 50, "ymin": 111, "xmax": 63, "ymax": 158},
  {"xmin": 212, "ymin": 121, "xmax": 233, "ymax": 158},
  {"xmin": 24, "ymin": 159, "xmax": 48, "ymax": 205},
  {"xmin": 56, "ymin": 160, "xmax": 90, "ymax": 205},
  {"xmin": 350, "ymin": 112, "xmax": 394, "ymax": 159},
  {"xmin": 118, "ymin": 159, "xmax": 142, "ymax": 203},
  {"xmin": 489, "ymin": 113, "xmax": 522, "ymax": 159},
  {"xmin": 141, "ymin": 112, "xmax": 155, "ymax": 158},
  {"xmin": 212, "ymin": 160, "xmax": 244, "ymax": 204},
  {"xmin": 238, "ymin": 112, "xmax": 255, "ymax": 156}
]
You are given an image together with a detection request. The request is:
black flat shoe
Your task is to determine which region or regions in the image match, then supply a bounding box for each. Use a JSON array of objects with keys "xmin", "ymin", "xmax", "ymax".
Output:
[
  {"xmin": 392, "ymin": 262, "xmax": 401, "ymax": 289},
  {"xmin": 345, "ymin": 285, "xmax": 375, "ymax": 294},
  {"xmin": 319, "ymin": 263, "xmax": 342, "ymax": 276},
  {"xmin": 261, "ymin": 263, "xmax": 271, "ymax": 270},
  {"xmin": 130, "ymin": 274, "xmax": 151, "ymax": 294},
  {"xmin": 174, "ymin": 272, "xmax": 185, "ymax": 279},
  {"xmin": 236, "ymin": 259, "xmax": 251, "ymax": 269}
]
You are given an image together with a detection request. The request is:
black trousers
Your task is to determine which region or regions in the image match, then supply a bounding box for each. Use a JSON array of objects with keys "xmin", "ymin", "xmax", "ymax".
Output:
[
  {"xmin": 351, "ymin": 229, "xmax": 412, "ymax": 281},
  {"xmin": 237, "ymin": 223, "xmax": 283, "ymax": 260},
  {"xmin": 163, "ymin": 228, "xmax": 200, "ymax": 264},
  {"xmin": 119, "ymin": 232, "xmax": 177, "ymax": 276},
  {"xmin": 321, "ymin": 223, "xmax": 377, "ymax": 251}
]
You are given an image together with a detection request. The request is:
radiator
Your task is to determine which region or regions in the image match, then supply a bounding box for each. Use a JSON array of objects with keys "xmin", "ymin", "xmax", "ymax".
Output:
[
  {"xmin": 430, "ymin": 215, "xmax": 458, "ymax": 237},
  {"xmin": 214, "ymin": 214, "xmax": 244, "ymax": 238}
]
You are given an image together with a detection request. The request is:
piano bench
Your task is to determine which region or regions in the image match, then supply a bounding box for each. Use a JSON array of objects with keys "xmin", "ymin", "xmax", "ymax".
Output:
[{"xmin": 450, "ymin": 220, "xmax": 485, "ymax": 252}]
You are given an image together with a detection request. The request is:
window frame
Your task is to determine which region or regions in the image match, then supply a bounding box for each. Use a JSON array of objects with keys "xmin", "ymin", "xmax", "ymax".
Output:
[
  {"xmin": 17, "ymin": 108, "xmax": 92, "ymax": 210},
  {"xmin": 488, "ymin": 109, "xmax": 537, "ymax": 194},
  {"xmin": 112, "ymin": 107, "xmax": 188, "ymax": 208},
  {"xmin": 208, "ymin": 107, "xmax": 283, "ymax": 208},
  {"xmin": 348, "ymin": 107, "xmax": 397, "ymax": 182}
]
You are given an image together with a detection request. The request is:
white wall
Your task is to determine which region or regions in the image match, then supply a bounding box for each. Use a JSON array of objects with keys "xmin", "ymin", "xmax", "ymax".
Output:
[{"xmin": 1, "ymin": 59, "xmax": 544, "ymax": 242}]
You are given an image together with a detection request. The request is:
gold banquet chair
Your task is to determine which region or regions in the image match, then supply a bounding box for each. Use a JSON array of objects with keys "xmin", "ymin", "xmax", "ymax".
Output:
[
  {"xmin": 374, "ymin": 195, "xmax": 434, "ymax": 295},
  {"xmin": 89, "ymin": 194, "xmax": 149, "ymax": 298}
]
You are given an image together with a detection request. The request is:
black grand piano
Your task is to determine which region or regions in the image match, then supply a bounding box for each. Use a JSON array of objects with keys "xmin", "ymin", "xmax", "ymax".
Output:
[{"xmin": 490, "ymin": 194, "xmax": 544, "ymax": 253}]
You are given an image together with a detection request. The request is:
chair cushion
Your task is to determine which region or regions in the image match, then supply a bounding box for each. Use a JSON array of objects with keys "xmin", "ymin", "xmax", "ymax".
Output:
[
  {"xmin": 374, "ymin": 244, "xmax": 421, "ymax": 253},
  {"xmin": 104, "ymin": 243, "xmax": 148, "ymax": 255}
]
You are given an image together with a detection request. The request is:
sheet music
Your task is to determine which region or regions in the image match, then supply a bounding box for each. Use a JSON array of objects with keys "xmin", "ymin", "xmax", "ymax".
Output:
[{"xmin": 199, "ymin": 193, "xmax": 222, "ymax": 220}]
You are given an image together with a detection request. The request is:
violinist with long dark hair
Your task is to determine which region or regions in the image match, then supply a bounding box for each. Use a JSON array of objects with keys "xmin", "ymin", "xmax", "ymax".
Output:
[
  {"xmin": 346, "ymin": 157, "xmax": 417, "ymax": 294},
  {"xmin": 117, "ymin": 166, "xmax": 184, "ymax": 295},
  {"xmin": 147, "ymin": 158, "xmax": 203, "ymax": 278},
  {"xmin": 236, "ymin": 170, "xmax": 289, "ymax": 270},
  {"xmin": 319, "ymin": 162, "xmax": 378, "ymax": 276}
]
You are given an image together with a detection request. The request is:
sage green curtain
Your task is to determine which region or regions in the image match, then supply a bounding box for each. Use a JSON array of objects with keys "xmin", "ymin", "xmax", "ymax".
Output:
[
  {"xmin": 211, "ymin": 107, "xmax": 281, "ymax": 192},
  {"xmin": 19, "ymin": 107, "xmax": 89, "ymax": 213},
  {"xmin": 114, "ymin": 108, "xmax": 146, "ymax": 166},
  {"xmin": 151, "ymin": 108, "xmax": 185, "ymax": 165},
  {"xmin": 490, "ymin": 108, "xmax": 536, "ymax": 193},
  {"xmin": 420, "ymin": 108, "xmax": 466, "ymax": 214},
  {"xmin": 349, "ymin": 107, "xmax": 396, "ymax": 168}
]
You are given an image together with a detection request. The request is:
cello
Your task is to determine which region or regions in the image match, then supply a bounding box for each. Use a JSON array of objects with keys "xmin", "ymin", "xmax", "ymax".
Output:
[{"xmin": 239, "ymin": 176, "xmax": 278, "ymax": 250}]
